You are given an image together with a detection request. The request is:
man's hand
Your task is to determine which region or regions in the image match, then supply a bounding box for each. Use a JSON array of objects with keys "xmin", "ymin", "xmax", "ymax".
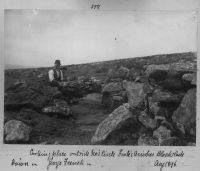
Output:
[{"xmin": 59, "ymin": 82, "xmax": 69, "ymax": 87}]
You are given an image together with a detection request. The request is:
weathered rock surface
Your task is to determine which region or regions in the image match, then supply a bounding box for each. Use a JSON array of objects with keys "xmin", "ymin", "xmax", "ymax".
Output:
[
  {"xmin": 149, "ymin": 102, "xmax": 171, "ymax": 118},
  {"xmin": 102, "ymin": 82, "xmax": 124, "ymax": 108},
  {"xmin": 146, "ymin": 61, "xmax": 196, "ymax": 90},
  {"xmin": 138, "ymin": 134, "xmax": 159, "ymax": 146},
  {"xmin": 102, "ymin": 82, "xmax": 123, "ymax": 94},
  {"xmin": 4, "ymin": 120, "xmax": 31, "ymax": 142},
  {"xmin": 153, "ymin": 126, "xmax": 172, "ymax": 142},
  {"xmin": 182, "ymin": 73, "xmax": 196, "ymax": 85},
  {"xmin": 106, "ymin": 66, "xmax": 131, "ymax": 81},
  {"xmin": 138, "ymin": 111, "xmax": 157, "ymax": 130},
  {"xmin": 5, "ymin": 81, "xmax": 62, "ymax": 110},
  {"xmin": 42, "ymin": 99, "xmax": 71, "ymax": 116},
  {"xmin": 160, "ymin": 137, "xmax": 182, "ymax": 146},
  {"xmin": 123, "ymin": 81, "xmax": 145, "ymax": 109},
  {"xmin": 152, "ymin": 89, "xmax": 184, "ymax": 103},
  {"xmin": 146, "ymin": 61, "xmax": 196, "ymax": 77},
  {"xmin": 91, "ymin": 103, "xmax": 139, "ymax": 144},
  {"xmin": 172, "ymin": 88, "xmax": 196, "ymax": 134}
]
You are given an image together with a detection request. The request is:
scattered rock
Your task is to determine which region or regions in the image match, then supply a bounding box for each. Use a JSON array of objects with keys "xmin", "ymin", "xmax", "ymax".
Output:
[
  {"xmin": 150, "ymin": 102, "xmax": 171, "ymax": 118},
  {"xmin": 107, "ymin": 66, "xmax": 130, "ymax": 81},
  {"xmin": 112, "ymin": 95, "xmax": 123, "ymax": 101},
  {"xmin": 5, "ymin": 84, "xmax": 62, "ymax": 110},
  {"xmin": 6, "ymin": 81, "xmax": 26, "ymax": 91},
  {"xmin": 172, "ymin": 88, "xmax": 196, "ymax": 134},
  {"xmin": 102, "ymin": 92, "xmax": 114, "ymax": 108},
  {"xmin": 190, "ymin": 128, "xmax": 196, "ymax": 137},
  {"xmin": 4, "ymin": 120, "xmax": 32, "ymax": 142},
  {"xmin": 123, "ymin": 81, "xmax": 145, "ymax": 109},
  {"xmin": 152, "ymin": 89, "xmax": 184, "ymax": 103},
  {"xmin": 176, "ymin": 123, "xmax": 185, "ymax": 135},
  {"xmin": 161, "ymin": 120, "xmax": 175, "ymax": 132},
  {"xmin": 138, "ymin": 134, "xmax": 159, "ymax": 146},
  {"xmin": 37, "ymin": 74, "xmax": 44, "ymax": 78},
  {"xmin": 42, "ymin": 99, "xmax": 71, "ymax": 117},
  {"xmin": 182, "ymin": 73, "xmax": 196, "ymax": 85},
  {"xmin": 138, "ymin": 111, "xmax": 157, "ymax": 130},
  {"xmin": 102, "ymin": 82, "xmax": 124, "ymax": 108},
  {"xmin": 160, "ymin": 137, "xmax": 182, "ymax": 146},
  {"xmin": 42, "ymin": 105, "xmax": 71, "ymax": 117},
  {"xmin": 91, "ymin": 103, "xmax": 139, "ymax": 145},
  {"xmin": 153, "ymin": 126, "xmax": 172, "ymax": 142},
  {"xmin": 102, "ymin": 82, "xmax": 123, "ymax": 94},
  {"xmin": 154, "ymin": 115, "xmax": 166, "ymax": 122}
]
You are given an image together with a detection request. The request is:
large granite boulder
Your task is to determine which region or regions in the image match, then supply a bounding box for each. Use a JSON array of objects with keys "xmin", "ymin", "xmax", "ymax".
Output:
[
  {"xmin": 146, "ymin": 62, "xmax": 196, "ymax": 90},
  {"xmin": 172, "ymin": 88, "xmax": 196, "ymax": 134},
  {"xmin": 138, "ymin": 111, "xmax": 157, "ymax": 130},
  {"xmin": 4, "ymin": 120, "xmax": 32, "ymax": 142},
  {"xmin": 102, "ymin": 82, "xmax": 123, "ymax": 94},
  {"xmin": 106, "ymin": 66, "xmax": 131, "ymax": 81},
  {"xmin": 149, "ymin": 102, "xmax": 171, "ymax": 118},
  {"xmin": 91, "ymin": 103, "xmax": 139, "ymax": 145},
  {"xmin": 123, "ymin": 81, "xmax": 145, "ymax": 109},
  {"xmin": 102, "ymin": 82, "xmax": 124, "ymax": 108},
  {"xmin": 152, "ymin": 89, "xmax": 184, "ymax": 103},
  {"xmin": 146, "ymin": 61, "xmax": 196, "ymax": 77}
]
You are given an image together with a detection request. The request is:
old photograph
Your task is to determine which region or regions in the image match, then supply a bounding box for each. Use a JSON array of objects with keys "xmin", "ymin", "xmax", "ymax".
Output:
[{"xmin": 4, "ymin": 9, "xmax": 197, "ymax": 146}]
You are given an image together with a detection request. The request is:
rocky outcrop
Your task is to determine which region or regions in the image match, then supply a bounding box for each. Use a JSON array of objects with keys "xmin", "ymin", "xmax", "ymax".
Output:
[
  {"xmin": 153, "ymin": 126, "xmax": 172, "ymax": 143},
  {"xmin": 146, "ymin": 61, "xmax": 196, "ymax": 90},
  {"xmin": 4, "ymin": 120, "xmax": 31, "ymax": 142},
  {"xmin": 172, "ymin": 88, "xmax": 196, "ymax": 135},
  {"xmin": 102, "ymin": 82, "xmax": 123, "ymax": 94},
  {"xmin": 123, "ymin": 81, "xmax": 145, "ymax": 109},
  {"xmin": 5, "ymin": 80, "xmax": 62, "ymax": 110},
  {"xmin": 106, "ymin": 66, "xmax": 131, "ymax": 82},
  {"xmin": 5, "ymin": 52, "xmax": 197, "ymax": 145},
  {"xmin": 138, "ymin": 111, "xmax": 157, "ymax": 130},
  {"xmin": 138, "ymin": 134, "xmax": 159, "ymax": 146},
  {"xmin": 182, "ymin": 73, "xmax": 196, "ymax": 85},
  {"xmin": 91, "ymin": 103, "xmax": 139, "ymax": 145},
  {"xmin": 152, "ymin": 89, "xmax": 184, "ymax": 103},
  {"xmin": 159, "ymin": 137, "xmax": 182, "ymax": 146},
  {"xmin": 101, "ymin": 82, "xmax": 124, "ymax": 108},
  {"xmin": 146, "ymin": 61, "xmax": 196, "ymax": 77}
]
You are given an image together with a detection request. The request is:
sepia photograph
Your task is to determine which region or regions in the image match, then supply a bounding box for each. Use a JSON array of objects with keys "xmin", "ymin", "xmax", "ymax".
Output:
[{"xmin": 4, "ymin": 9, "xmax": 197, "ymax": 146}]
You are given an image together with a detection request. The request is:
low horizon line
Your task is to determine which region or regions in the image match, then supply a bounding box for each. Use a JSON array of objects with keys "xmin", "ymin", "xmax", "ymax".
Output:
[{"xmin": 5, "ymin": 51, "xmax": 196, "ymax": 70}]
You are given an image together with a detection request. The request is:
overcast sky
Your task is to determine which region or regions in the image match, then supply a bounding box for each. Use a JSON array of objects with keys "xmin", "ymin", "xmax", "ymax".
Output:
[{"xmin": 4, "ymin": 9, "xmax": 197, "ymax": 67}]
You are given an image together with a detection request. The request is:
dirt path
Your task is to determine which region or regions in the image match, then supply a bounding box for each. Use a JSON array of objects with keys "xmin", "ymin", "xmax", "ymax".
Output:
[{"xmin": 30, "ymin": 93, "xmax": 111, "ymax": 145}]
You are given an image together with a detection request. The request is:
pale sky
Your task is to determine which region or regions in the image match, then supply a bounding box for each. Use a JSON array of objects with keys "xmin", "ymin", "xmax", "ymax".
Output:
[{"xmin": 4, "ymin": 9, "xmax": 197, "ymax": 67}]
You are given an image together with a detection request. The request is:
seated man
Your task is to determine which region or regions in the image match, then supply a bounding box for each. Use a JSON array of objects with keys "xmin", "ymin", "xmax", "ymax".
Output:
[
  {"xmin": 49, "ymin": 59, "xmax": 64, "ymax": 87},
  {"xmin": 48, "ymin": 59, "xmax": 82, "ymax": 102}
]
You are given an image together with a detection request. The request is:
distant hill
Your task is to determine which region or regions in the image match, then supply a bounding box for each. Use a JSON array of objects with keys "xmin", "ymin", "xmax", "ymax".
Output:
[
  {"xmin": 5, "ymin": 64, "xmax": 40, "ymax": 69},
  {"xmin": 4, "ymin": 51, "xmax": 196, "ymax": 88}
]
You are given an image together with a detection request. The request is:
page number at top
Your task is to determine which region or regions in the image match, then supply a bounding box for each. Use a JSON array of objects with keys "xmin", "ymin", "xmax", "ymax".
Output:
[{"xmin": 91, "ymin": 4, "xmax": 101, "ymax": 10}]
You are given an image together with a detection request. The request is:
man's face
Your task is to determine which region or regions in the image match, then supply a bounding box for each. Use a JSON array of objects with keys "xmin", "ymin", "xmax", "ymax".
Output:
[{"xmin": 54, "ymin": 63, "xmax": 61, "ymax": 69}]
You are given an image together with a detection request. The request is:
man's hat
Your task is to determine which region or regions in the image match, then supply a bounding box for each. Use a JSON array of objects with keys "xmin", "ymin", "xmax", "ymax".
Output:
[{"xmin": 54, "ymin": 60, "xmax": 61, "ymax": 65}]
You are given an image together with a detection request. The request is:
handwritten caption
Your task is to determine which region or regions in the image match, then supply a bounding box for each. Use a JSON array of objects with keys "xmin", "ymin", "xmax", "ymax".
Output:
[{"xmin": 10, "ymin": 148, "xmax": 184, "ymax": 170}]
